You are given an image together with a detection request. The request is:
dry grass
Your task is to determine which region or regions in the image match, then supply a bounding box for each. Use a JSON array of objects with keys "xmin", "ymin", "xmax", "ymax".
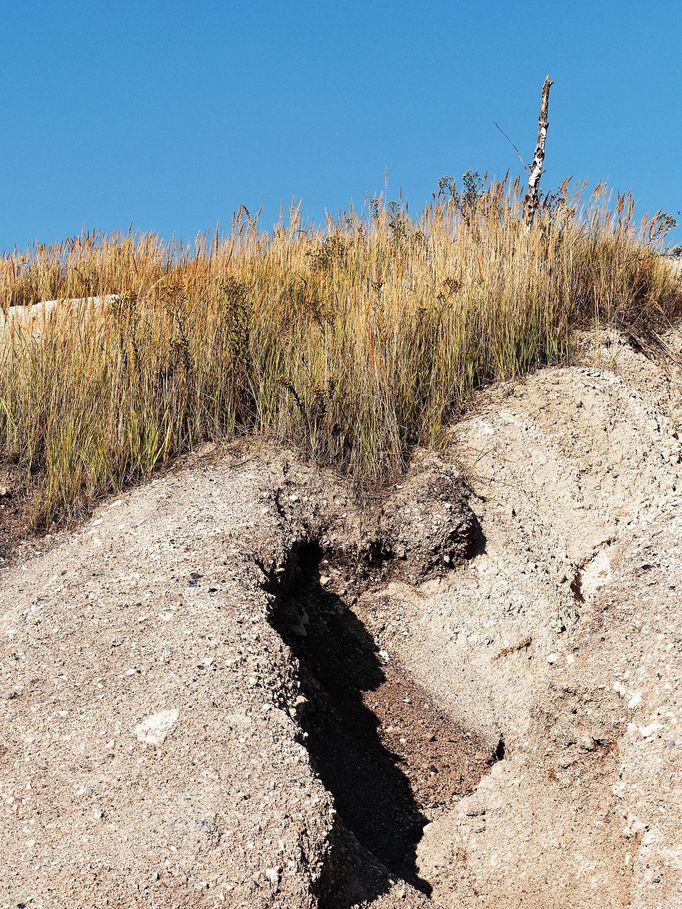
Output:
[{"xmin": 1, "ymin": 178, "xmax": 680, "ymax": 529}]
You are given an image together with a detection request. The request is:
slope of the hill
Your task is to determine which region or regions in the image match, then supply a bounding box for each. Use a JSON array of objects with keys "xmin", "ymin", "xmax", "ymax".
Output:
[{"xmin": 0, "ymin": 328, "xmax": 680, "ymax": 908}]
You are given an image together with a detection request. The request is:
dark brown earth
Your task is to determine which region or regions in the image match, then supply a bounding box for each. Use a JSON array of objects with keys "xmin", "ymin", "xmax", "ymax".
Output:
[{"xmin": 0, "ymin": 463, "xmax": 26, "ymax": 561}]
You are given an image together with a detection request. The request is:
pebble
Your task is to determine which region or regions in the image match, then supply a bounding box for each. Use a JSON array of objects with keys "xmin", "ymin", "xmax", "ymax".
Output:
[{"xmin": 133, "ymin": 709, "xmax": 179, "ymax": 746}]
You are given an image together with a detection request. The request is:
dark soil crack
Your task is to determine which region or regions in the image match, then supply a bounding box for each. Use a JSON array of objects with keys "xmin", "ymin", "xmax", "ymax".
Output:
[{"xmin": 265, "ymin": 540, "xmax": 493, "ymax": 906}]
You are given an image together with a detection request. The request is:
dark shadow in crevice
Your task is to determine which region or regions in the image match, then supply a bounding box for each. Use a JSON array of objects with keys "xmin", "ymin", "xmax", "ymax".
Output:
[
  {"xmin": 265, "ymin": 542, "xmax": 432, "ymax": 906},
  {"xmin": 466, "ymin": 510, "xmax": 488, "ymax": 560}
]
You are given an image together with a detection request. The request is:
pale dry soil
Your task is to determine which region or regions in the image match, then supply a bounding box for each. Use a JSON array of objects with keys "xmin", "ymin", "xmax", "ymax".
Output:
[{"xmin": 1, "ymin": 328, "xmax": 681, "ymax": 908}]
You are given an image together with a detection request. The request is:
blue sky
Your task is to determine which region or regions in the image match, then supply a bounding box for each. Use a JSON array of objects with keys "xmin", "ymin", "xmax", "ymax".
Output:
[{"xmin": 2, "ymin": 0, "xmax": 680, "ymax": 251}]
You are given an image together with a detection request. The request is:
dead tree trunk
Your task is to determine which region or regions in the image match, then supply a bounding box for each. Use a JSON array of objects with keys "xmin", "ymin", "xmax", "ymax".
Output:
[{"xmin": 523, "ymin": 75, "xmax": 553, "ymax": 228}]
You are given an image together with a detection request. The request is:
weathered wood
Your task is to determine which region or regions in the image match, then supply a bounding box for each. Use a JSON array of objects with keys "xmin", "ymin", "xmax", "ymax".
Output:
[{"xmin": 523, "ymin": 75, "xmax": 553, "ymax": 228}]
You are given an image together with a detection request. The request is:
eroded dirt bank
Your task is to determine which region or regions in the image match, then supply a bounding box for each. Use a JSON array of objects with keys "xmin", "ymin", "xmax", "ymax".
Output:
[{"xmin": 1, "ymin": 329, "xmax": 680, "ymax": 907}]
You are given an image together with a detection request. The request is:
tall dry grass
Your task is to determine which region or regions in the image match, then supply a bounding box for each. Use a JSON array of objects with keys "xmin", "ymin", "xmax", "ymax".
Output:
[{"xmin": 1, "ymin": 178, "xmax": 680, "ymax": 528}]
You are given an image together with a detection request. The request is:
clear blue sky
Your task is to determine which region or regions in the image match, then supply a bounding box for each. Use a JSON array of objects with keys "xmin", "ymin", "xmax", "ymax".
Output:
[{"xmin": 2, "ymin": 0, "xmax": 680, "ymax": 252}]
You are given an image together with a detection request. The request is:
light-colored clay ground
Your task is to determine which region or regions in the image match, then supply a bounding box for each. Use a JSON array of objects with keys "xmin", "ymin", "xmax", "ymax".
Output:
[{"xmin": 1, "ymin": 328, "xmax": 680, "ymax": 908}]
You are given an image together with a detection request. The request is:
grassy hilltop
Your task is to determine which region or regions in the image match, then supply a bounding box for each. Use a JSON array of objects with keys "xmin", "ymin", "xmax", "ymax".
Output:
[{"xmin": 1, "ymin": 177, "xmax": 680, "ymax": 527}]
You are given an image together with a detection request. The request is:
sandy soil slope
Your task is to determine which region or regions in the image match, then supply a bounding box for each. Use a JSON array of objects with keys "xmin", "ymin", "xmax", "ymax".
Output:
[
  {"xmin": 370, "ymin": 331, "xmax": 682, "ymax": 907},
  {"xmin": 0, "ymin": 454, "xmax": 342, "ymax": 907},
  {"xmin": 1, "ymin": 329, "xmax": 680, "ymax": 908}
]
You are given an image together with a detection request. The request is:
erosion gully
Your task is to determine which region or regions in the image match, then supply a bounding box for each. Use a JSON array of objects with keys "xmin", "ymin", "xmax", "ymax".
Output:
[{"xmin": 267, "ymin": 541, "xmax": 502, "ymax": 905}]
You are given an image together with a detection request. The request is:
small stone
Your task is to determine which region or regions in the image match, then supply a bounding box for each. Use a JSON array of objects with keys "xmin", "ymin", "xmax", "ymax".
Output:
[
  {"xmin": 579, "ymin": 734, "xmax": 596, "ymax": 752},
  {"xmin": 133, "ymin": 709, "xmax": 179, "ymax": 746},
  {"xmin": 264, "ymin": 867, "xmax": 281, "ymax": 884},
  {"xmin": 546, "ymin": 653, "xmax": 558, "ymax": 664}
]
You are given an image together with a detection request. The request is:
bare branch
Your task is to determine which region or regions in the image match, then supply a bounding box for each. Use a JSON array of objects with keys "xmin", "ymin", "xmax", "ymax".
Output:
[{"xmin": 494, "ymin": 121, "xmax": 529, "ymax": 173}]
